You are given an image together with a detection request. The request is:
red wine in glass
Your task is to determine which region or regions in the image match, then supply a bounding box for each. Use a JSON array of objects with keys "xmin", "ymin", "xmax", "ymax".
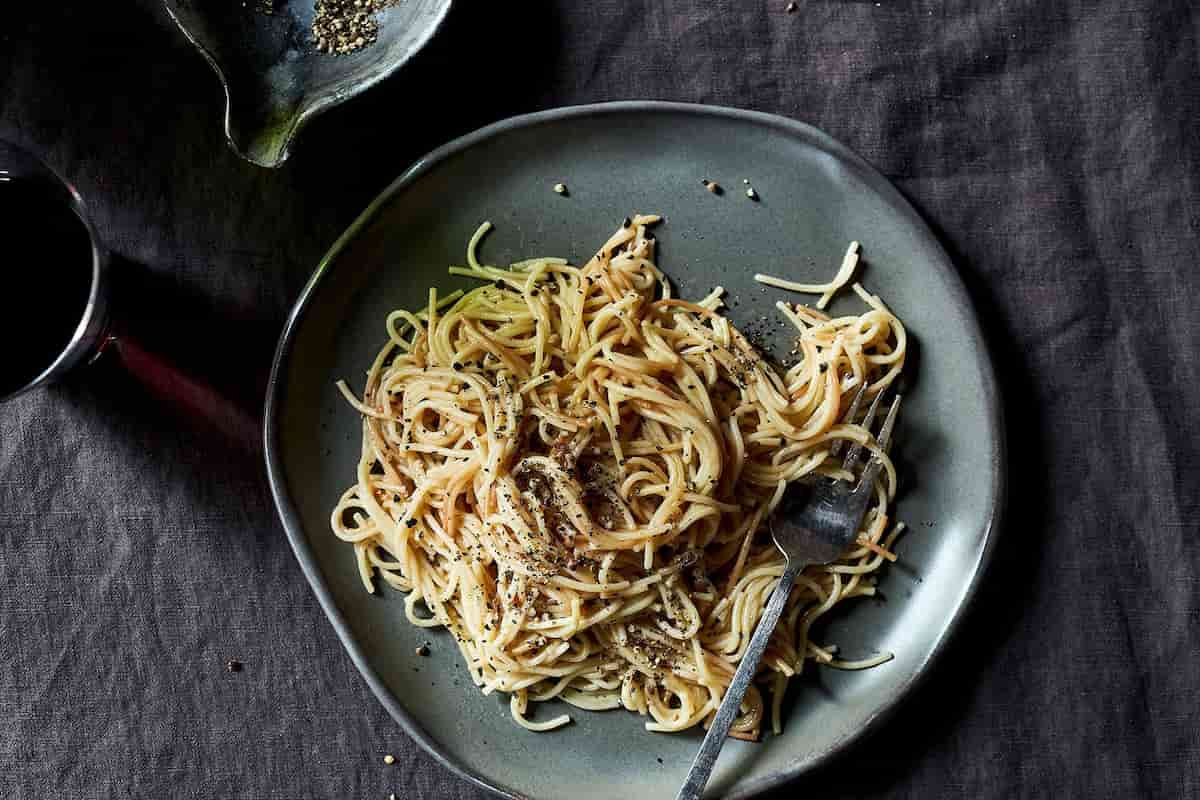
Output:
[{"xmin": 0, "ymin": 141, "xmax": 109, "ymax": 401}]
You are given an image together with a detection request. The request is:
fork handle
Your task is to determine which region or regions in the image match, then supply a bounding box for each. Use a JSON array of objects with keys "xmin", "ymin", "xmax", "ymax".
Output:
[{"xmin": 676, "ymin": 559, "xmax": 804, "ymax": 800}]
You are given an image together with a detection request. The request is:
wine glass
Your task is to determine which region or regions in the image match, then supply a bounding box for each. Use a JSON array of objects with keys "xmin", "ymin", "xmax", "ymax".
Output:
[
  {"xmin": 0, "ymin": 139, "xmax": 261, "ymax": 451},
  {"xmin": 0, "ymin": 140, "xmax": 110, "ymax": 401}
]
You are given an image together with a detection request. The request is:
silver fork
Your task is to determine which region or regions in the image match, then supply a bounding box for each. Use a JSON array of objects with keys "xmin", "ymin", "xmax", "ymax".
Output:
[{"xmin": 676, "ymin": 384, "xmax": 902, "ymax": 800}]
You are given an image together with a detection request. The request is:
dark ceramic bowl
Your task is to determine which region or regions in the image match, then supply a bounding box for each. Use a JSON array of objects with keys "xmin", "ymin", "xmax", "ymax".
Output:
[
  {"xmin": 164, "ymin": 0, "xmax": 451, "ymax": 167},
  {"xmin": 265, "ymin": 102, "xmax": 1005, "ymax": 799}
]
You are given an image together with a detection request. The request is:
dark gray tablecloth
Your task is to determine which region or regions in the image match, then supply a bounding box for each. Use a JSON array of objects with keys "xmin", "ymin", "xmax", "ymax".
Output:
[{"xmin": 2, "ymin": 2, "xmax": 1198, "ymax": 798}]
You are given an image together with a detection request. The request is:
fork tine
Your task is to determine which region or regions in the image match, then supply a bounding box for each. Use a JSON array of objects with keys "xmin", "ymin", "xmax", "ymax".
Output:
[
  {"xmin": 842, "ymin": 388, "xmax": 886, "ymax": 473},
  {"xmin": 852, "ymin": 394, "xmax": 903, "ymax": 501},
  {"xmin": 875, "ymin": 394, "xmax": 902, "ymax": 452},
  {"xmin": 829, "ymin": 380, "xmax": 869, "ymax": 458}
]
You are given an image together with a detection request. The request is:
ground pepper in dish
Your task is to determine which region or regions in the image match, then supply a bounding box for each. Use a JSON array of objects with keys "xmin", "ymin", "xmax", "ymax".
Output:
[{"xmin": 312, "ymin": 0, "xmax": 398, "ymax": 55}]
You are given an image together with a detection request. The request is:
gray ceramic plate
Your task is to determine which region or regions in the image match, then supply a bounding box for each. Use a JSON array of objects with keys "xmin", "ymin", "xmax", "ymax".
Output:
[{"xmin": 265, "ymin": 102, "xmax": 1004, "ymax": 800}]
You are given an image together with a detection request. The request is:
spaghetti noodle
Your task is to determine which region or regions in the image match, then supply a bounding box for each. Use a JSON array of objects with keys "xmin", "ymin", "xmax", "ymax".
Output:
[{"xmin": 331, "ymin": 216, "xmax": 906, "ymax": 738}]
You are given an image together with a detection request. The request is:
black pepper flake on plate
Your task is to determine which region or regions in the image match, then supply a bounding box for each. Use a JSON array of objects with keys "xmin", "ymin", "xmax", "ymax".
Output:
[{"xmin": 406, "ymin": 518, "xmax": 417, "ymax": 528}]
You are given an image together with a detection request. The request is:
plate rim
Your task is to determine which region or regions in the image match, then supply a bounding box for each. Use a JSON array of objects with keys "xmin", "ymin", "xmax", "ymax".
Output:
[{"xmin": 264, "ymin": 100, "xmax": 1006, "ymax": 800}]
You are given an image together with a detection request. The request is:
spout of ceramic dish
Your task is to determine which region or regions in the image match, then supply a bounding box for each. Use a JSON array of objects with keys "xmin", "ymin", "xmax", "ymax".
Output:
[
  {"xmin": 162, "ymin": 1, "xmax": 314, "ymax": 167},
  {"xmin": 223, "ymin": 76, "xmax": 306, "ymax": 169},
  {"xmin": 162, "ymin": 0, "xmax": 453, "ymax": 169}
]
